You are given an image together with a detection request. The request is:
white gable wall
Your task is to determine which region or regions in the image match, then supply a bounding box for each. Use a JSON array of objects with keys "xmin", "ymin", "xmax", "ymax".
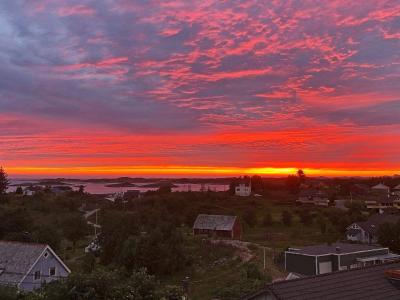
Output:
[{"xmin": 19, "ymin": 247, "xmax": 70, "ymax": 291}]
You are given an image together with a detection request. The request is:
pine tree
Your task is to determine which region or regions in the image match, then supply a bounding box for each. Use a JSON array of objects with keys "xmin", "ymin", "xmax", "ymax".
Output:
[{"xmin": 0, "ymin": 167, "xmax": 10, "ymax": 195}]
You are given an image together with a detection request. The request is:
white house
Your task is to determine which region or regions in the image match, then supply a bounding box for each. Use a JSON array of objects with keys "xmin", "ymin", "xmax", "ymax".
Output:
[
  {"xmin": 346, "ymin": 214, "xmax": 400, "ymax": 244},
  {"xmin": 393, "ymin": 184, "xmax": 400, "ymax": 196},
  {"xmin": 235, "ymin": 179, "xmax": 251, "ymax": 196},
  {"xmin": 371, "ymin": 183, "xmax": 390, "ymax": 194},
  {"xmin": 0, "ymin": 241, "xmax": 70, "ymax": 291}
]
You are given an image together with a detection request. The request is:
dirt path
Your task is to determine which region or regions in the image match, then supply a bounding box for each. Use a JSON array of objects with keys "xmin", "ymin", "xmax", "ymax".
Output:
[{"xmin": 210, "ymin": 239, "xmax": 256, "ymax": 262}]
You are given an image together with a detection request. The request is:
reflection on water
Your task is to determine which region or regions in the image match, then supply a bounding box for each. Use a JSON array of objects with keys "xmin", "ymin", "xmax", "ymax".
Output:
[{"xmin": 8, "ymin": 180, "xmax": 229, "ymax": 195}]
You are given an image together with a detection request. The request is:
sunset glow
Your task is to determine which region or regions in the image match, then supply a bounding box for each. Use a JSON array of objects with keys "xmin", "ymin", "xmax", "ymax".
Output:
[{"xmin": 1, "ymin": 0, "xmax": 399, "ymax": 177}]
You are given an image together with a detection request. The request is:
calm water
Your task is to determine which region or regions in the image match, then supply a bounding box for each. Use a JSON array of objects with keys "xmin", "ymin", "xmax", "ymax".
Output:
[{"xmin": 8, "ymin": 180, "xmax": 229, "ymax": 195}]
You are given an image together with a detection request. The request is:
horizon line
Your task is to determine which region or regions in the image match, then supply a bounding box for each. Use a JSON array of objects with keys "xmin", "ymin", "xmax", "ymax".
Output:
[{"xmin": 4, "ymin": 165, "xmax": 400, "ymax": 178}]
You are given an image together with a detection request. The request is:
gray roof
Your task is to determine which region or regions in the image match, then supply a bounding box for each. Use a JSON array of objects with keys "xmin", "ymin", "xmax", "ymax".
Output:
[
  {"xmin": 299, "ymin": 189, "xmax": 328, "ymax": 198},
  {"xmin": 372, "ymin": 183, "xmax": 390, "ymax": 190},
  {"xmin": 0, "ymin": 241, "xmax": 47, "ymax": 285},
  {"xmin": 356, "ymin": 214, "xmax": 400, "ymax": 235},
  {"xmin": 288, "ymin": 242, "xmax": 386, "ymax": 256},
  {"xmin": 243, "ymin": 261, "xmax": 400, "ymax": 300},
  {"xmin": 193, "ymin": 214, "xmax": 237, "ymax": 231}
]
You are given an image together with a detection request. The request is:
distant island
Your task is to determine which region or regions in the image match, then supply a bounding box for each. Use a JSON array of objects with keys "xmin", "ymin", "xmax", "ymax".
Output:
[{"xmin": 105, "ymin": 182, "xmax": 137, "ymax": 187}]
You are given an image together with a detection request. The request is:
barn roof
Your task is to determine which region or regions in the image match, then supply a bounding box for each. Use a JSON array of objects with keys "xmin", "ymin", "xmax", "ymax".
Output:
[{"xmin": 193, "ymin": 214, "xmax": 237, "ymax": 231}]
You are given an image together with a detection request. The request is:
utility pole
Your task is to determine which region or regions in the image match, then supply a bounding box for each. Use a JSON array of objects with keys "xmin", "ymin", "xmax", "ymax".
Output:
[
  {"xmin": 263, "ymin": 247, "xmax": 266, "ymax": 270},
  {"xmin": 94, "ymin": 209, "xmax": 98, "ymax": 236}
]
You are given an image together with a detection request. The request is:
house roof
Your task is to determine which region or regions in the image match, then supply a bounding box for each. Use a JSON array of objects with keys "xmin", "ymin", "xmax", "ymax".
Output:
[
  {"xmin": 354, "ymin": 214, "xmax": 400, "ymax": 236},
  {"xmin": 299, "ymin": 189, "xmax": 328, "ymax": 198},
  {"xmin": 287, "ymin": 242, "xmax": 387, "ymax": 256},
  {"xmin": 243, "ymin": 261, "xmax": 400, "ymax": 300},
  {"xmin": 0, "ymin": 240, "xmax": 70, "ymax": 286},
  {"xmin": 394, "ymin": 184, "xmax": 400, "ymax": 191},
  {"xmin": 372, "ymin": 183, "xmax": 390, "ymax": 190},
  {"xmin": 0, "ymin": 241, "xmax": 47, "ymax": 285},
  {"xmin": 193, "ymin": 214, "xmax": 237, "ymax": 231}
]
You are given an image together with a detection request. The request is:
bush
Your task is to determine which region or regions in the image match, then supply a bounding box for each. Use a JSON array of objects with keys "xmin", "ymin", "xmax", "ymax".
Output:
[
  {"xmin": 243, "ymin": 209, "xmax": 257, "ymax": 227},
  {"xmin": 262, "ymin": 213, "xmax": 273, "ymax": 227},
  {"xmin": 281, "ymin": 210, "xmax": 292, "ymax": 226}
]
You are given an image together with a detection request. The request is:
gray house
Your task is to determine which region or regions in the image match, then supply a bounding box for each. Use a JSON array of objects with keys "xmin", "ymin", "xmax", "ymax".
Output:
[
  {"xmin": 0, "ymin": 241, "xmax": 70, "ymax": 291},
  {"xmin": 285, "ymin": 243, "xmax": 394, "ymax": 276},
  {"xmin": 242, "ymin": 261, "xmax": 400, "ymax": 300},
  {"xmin": 346, "ymin": 214, "xmax": 400, "ymax": 244}
]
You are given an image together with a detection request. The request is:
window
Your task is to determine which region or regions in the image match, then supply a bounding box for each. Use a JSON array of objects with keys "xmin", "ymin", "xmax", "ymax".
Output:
[
  {"xmin": 44, "ymin": 252, "xmax": 49, "ymax": 258},
  {"xmin": 49, "ymin": 267, "xmax": 56, "ymax": 276},
  {"xmin": 34, "ymin": 271, "xmax": 41, "ymax": 280},
  {"xmin": 350, "ymin": 263, "xmax": 360, "ymax": 269}
]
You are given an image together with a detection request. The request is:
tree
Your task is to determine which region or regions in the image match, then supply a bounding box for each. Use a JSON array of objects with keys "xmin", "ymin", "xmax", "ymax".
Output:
[
  {"xmin": 78, "ymin": 185, "xmax": 85, "ymax": 194},
  {"xmin": 262, "ymin": 212, "xmax": 273, "ymax": 227},
  {"xmin": 316, "ymin": 215, "xmax": 328, "ymax": 234},
  {"xmin": 0, "ymin": 166, "xmax": 10, "ymax": 195},
  {"xmin": 285, "ymin": 175, "xmax": 300, "ymax": 194},
  {"xmin": 298, "ymin": 209, "xmax": 313, "ymax": 226},
  {"xmin": 15, "ymin": 186, "xmax": 23, "ymax": 195},
  {"xmin": 62, "ymin": 215, "xmax": 88, "ymax": 249},
  {"xmin": 324, "ymin": 225, "xmax": 340, "ymax": 245},
  {"xmin": 251, "ymin": 175, "xmax": 265, "ymax": 194},
  {"xmin": 378, "ymin": 221, "xmax": 400, "ymax": 253},
  {"xmin": 33, "ymin": 224, "xmax": 61, "ymax": 250},
  {"xmin": 297, "ymin": 169, "xmax": 306, "ymax": 184},
  {"xmin": 243, "ymin": 209, "xmax": 257, "ymax": 227},
  {"xmin": 26, "ymin": 269, "xmax": 159, "ymax": 300},
  {"xmin": 158, "ymin": 185, "xmax": 172, "ymax": 194},
  {"xmin": 281, "ymin": 210, "xmax": 292, "ymax": 226}
]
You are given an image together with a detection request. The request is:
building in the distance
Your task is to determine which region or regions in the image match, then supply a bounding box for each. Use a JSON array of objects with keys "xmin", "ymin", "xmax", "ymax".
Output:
[
  {"xmin": 297, "ymin": 189, "xmax": 330, "ymax": 206},
  {"xmin": 393, "ymin": 184, "xmax": 400, "ymax": 196},
  {"xmin": 371, "ymin": 183, "xmax": 390, "ymax": 195},
  {"xmin": 193, "ymin": 214, "xmax": 242, "ymax": 239},
  {"xmin": 346, "ymin": 213, "xmax": 400, "ymax": 244},
  {"xmin": 284, "ymin": 243, "xmax": 396, "ymax": 276},
  {"xmin": 365, "ymin": 195, "xmax": 400, "ymax": 211},
  {"xmin": 235, "ymin": 178, "xmax": 251, "ymax": 197},
  {"xmin": 0, "ymin": 241, "xmax": 70, "ymax": 291}
]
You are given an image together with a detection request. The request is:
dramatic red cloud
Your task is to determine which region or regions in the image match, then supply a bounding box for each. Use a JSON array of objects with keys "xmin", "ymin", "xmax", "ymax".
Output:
[{"xmin": 1, "ymin": 0, "xmax": 399, "ymax": 177}]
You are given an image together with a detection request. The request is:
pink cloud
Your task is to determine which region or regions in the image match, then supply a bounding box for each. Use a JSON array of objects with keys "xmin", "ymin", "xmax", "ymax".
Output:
[{"xmin": 57, "ymin": 5, "xmax": 95, "ymax": 17}]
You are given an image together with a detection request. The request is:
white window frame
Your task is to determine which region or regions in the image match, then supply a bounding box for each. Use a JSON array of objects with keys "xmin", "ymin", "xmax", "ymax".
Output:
[{"xmin": 34, "ymin": 270, "xmax": 41, "ymax": 281}]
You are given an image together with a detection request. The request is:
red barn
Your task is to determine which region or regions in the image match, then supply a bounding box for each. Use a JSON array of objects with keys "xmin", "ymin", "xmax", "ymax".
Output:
[{"xmin": 193, "ymin": 214, "xmax": 242, "ymax": 239}]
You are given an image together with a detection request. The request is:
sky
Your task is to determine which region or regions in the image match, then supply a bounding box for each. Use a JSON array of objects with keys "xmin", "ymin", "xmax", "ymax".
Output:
[{"xmin": 0, "ymin": 0, "xmax": 399, "ymax": 177}]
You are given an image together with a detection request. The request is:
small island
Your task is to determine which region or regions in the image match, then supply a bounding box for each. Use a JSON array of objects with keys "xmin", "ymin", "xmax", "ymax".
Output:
[{"xmin": 105, "ymin": 182, "xmax": 137, "ymax": 187}]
